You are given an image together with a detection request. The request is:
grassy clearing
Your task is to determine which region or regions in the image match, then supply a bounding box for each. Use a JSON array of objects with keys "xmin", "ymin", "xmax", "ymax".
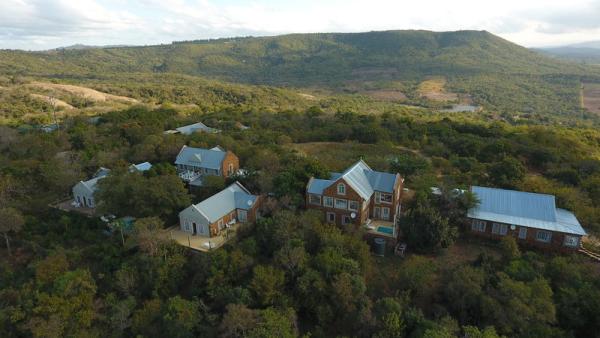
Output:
[{"xmin": 288, "ymin": 141, "xmax": 424, "ymax": 172}]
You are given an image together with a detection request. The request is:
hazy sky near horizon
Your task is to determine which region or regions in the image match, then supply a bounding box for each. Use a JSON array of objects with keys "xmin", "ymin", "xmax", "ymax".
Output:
[{"xmin": 2, "ymin": 0, "xmax": 600, "ymax": 50}]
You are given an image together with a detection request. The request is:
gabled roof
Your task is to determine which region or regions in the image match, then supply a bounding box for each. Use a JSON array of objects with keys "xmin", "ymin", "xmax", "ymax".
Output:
[
  {"xmin": 130, "ymin": 162, "xmax": 152, "ymax": 172},
  {"xmin": 76, "ymin": 168, "xmax": 111, "ymax": 193},
  {"xmin": 175, "ymin": 122, "xmax": 220, "ymax": 135},
  {"xmin": 306, "ymin": 160, "xmax": 399, "ymax": 199},
  {"xmin": 468, "ymin": 186, "xmax": 586, "ymax": 236},
  {"xmin": 187, "ymin": 182, "xmax": 258, "ymax": 223},
  {"xmin": 175, "ymin": 145, "xmax": 227, "ymax": 170}
]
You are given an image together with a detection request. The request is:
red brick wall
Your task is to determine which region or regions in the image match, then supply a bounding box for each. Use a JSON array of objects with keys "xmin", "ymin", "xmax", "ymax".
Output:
[
  {"xmin": 468, "ymin": 218, "xmax": 581, "ymax": 253},
  {"xmin": 221, "ymin": 151, "xmax": 240, "ymax": 178}
]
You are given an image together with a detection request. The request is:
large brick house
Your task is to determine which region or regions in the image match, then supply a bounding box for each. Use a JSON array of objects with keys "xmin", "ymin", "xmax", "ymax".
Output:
[
  {"xmin": 178, "ymin": 182, "xmax": 261, "ymax": 237},
  {"xmin": 175, "ymin": 145, "xmax": 239, "ymax": 187},
  {"xmin": 468, "ymin": 186, "xmax": 587, "ymax": 252},
  {"xmin": 305, "ymin": 160, "xmax": 403, "ymax": 237}
]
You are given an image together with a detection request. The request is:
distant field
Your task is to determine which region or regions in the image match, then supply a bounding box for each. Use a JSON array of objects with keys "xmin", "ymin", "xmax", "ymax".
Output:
[
  {"xmin": 418, "ymin": 77, "xmax": 459, "ymax": 102},
  {"xmin": 582, "ymin": 82, "xmax": 600, "ymax": 114},
  {"xmin": 363, "ymin": 89, "xmax": 407, "ymax": 101},
  {"xmin": 288, "ymin": 142, "xmax": 422, "ymax": 172}
]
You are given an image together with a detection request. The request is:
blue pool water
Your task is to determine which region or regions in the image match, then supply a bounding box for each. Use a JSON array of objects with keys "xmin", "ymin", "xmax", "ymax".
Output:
[{"xmin": 377, "ymin": 226, "xmax": 394, "ymax": 235}]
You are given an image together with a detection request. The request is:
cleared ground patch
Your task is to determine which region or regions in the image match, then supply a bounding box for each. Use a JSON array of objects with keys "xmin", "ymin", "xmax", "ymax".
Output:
[
  {"xmin": 418, "ymin": 77, "xmax": 459, "ymax": 102},
  {"xmin": 29, "ymin": 94, "xmax": 74, "ymax": 110},
  {"xmin": 363, "ymin": 89, "xmax": 407, "ymax": 101},
  {"xmin": 582, "ymin": 82, "xmax": 600, "ymax": 114},
  {"xmin": 27, "ymin": 81, "xmax": 139, "ymax": 103}
]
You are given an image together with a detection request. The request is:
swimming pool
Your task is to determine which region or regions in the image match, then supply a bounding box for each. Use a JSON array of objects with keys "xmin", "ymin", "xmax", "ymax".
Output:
[{"xmin": 377, "ymin": 226, "xmax": 394, "ymax": 235}]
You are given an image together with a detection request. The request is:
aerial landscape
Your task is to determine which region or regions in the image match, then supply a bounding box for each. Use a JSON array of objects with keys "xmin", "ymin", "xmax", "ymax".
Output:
[{"xmin": 2, "ymin": 1, "xmax": 600, "ymax": 337}]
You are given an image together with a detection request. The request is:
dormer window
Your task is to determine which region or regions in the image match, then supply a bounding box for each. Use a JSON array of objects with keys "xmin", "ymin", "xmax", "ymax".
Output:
[{"xmin": 337, "ymin": 183, "xmax": 346, "ymax": 195}]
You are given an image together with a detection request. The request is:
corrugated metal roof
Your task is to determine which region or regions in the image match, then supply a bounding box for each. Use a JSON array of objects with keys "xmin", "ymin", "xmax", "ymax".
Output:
[
  {"xmin": 192, "ymin": 182, "xmax": 257, "ymax": 223},
  {"xmin": 306, "ymin": 160, "xmax": 398, "ymax": 200},
  {"xmin": 80, "ymin": 168, "xmax": 110, "ymax": 192},
  {"xmin": 366, "ymin": 171, "xmax": 396, "ymax": 193},
  {"xmin": 175, "ymin": 122, "xmax": 219, "ymax": 135},
  {"xmin": 175, "ymin": 146, "xmax": 227, "ymax": 170},
  {"xmin": 468, "ymin": 186, "xmax": 586, "ymax": 236},
  {"xmin": 307, "ymin": 178, "xmax": 334, "ymax": 194},
  {"xmin": 132, "ymin": 162, "xmax": 152, "ymax": 172},
  {"xmin": 340, "ymin": 160, "xmax": 374, "ymax": 200}
]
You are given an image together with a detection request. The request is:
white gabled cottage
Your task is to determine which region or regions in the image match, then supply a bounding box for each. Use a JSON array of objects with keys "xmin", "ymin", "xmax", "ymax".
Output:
[
  {"xmin": 72, "ymin": 167, "xmax": 110, "ymax": 208},
  {"xmin": 179, "ymin": 182, "xmax": 261, "ymax": 237}
]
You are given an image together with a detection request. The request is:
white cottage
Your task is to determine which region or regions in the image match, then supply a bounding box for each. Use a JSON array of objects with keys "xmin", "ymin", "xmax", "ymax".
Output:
[
  {"xmin": 179, "ymin": 182, "xmax": 261, "ymax": 237},
  {"xmin": 72, "ymin": 167, "xmax": 110, "ymax": 208}
]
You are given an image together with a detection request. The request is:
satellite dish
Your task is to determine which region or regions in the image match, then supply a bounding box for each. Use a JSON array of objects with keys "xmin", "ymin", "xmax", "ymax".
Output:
[
  {"xmin": 510, "ymin": 225, "xmax": 516, "ymax": 230},
  {"xmin": 247, "ymin": 200, "xmax": 253, "ymax": 206},
  {"xmin": 350, "ymin": 212, "xmax": 356, "ymax": 219}
]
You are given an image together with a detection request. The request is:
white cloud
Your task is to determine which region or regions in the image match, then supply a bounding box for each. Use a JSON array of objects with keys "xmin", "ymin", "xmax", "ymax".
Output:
[{"xmin": 1, "ymin": 0, "xmax": 600, "ymax": 50}]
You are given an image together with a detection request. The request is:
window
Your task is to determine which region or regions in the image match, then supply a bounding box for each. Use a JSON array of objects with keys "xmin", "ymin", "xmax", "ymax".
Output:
[
  {"xmin": 309, "ymin": 194, "xmax": 322, "ymax": 206},
  {"xmin": 335, "ymin": 198, "xmax": 348, "ymax": 210},
  {"xmin": 228, "ymin": 163, "xmax": 234, "ymax": 175},
  {"xmin": 380, "ymin": 193, "xmax": 393, "ymax": 204},
  {"xmin": 348, "ymin": 200, "xmax": 359, "ymax": 211},
  {"xmin": 323, "ymin": 196, "xmax": 334, "ymax": 208},
  {"xmin": 342, "ymin": 215, "xmax": 351, "ymax": 225},
  {"xmin": 563, "ymin": 235, "xmax": 579, "ymax": 247},
  {"xmin": 326, "ymin": 212, "xmax": 336, "ymax": 223},
  {"xmin": 492, "ymin": 223, "xmax": 508, "ymax": 235},
  {"xmin": 218, "ymin": 219, "xmax": 224, "ymax": 230},
  {"xmin": 382, "ymin": 207, "xmax": 390, "ymax": 220},
  {"xmin": 536, "ymin": 230, "xmax": 552, "ymax": 243},
  {"xmin": 471, "ymin": 219, "xmax": 486, "ymax": 232},
  {"xmin": 375, "ymin": 192, "xmax": 380, "ymax": 203},
  {"xmin": 518, "ymin": 227, "xmax": 527, "ymax": 239},
  {"xmin": 337, "ymin": 183, "xmax": 346, "ymax": 195}
]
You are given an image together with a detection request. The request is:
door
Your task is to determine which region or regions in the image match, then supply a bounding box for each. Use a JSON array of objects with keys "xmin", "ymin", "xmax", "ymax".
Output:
[
  {"xmin": 382, "ymin": 207, "xmax": 390, "ymax": 221},
  {"xmin": 238, "ymin": 209, "xmax": 248, "ymax": 222},
  {"xmin": 374, "ymin": 207, "xmax": 381, "ymax": 219},
  {"xmin": 192, "ymin": 222, "xmax": 197, "ymax": 235}
]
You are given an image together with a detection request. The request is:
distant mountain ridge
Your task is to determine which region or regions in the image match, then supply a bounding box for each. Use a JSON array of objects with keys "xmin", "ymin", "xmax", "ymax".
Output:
[{"xmin": 1, "ymin": 29, "xmax": 599, "ymax": 115}]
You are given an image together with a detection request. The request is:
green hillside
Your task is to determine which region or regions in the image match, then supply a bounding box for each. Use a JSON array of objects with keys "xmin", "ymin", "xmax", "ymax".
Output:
[{"xmin": 1, "ymin": 30, "xmax": 600, "ymax": 115}]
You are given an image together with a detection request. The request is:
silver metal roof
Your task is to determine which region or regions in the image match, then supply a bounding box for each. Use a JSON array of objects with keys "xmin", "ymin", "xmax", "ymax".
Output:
[
  {"xmin": 175, "ymin": 122, "xmax": 220, "ymax": 135},
  {"xmin": 306, "ymin": 160, "xmax": 398, "ymax": 200},
  {"xmin": 175, "ymin": 146, "xmax": 227, "ymax": 170},
  {"xmin": 191, "ymin": 182, "xmax": 257, "ymax": 223},
  {"xmin": 468, "ymin": 186, "xmax": 586, "ymax": 236},
  {"xmin": 131, "ymin": 162, "xmax": 152, "ymax": 172}
]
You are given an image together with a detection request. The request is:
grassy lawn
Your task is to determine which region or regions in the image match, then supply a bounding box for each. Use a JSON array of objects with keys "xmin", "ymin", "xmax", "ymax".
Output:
[{"xmin": 288, "ymin": 141, "xmax": 425, "ymax": 172}]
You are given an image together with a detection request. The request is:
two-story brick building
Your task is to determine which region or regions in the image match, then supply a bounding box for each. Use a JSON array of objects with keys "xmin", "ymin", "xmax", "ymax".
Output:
[
  {"xmin": 175, "ymin": 145, "xmax": 239, "ymax": 187},
  {"xmin": 306, "ymin": 160, "xmax": 403, "ymax": 238}
]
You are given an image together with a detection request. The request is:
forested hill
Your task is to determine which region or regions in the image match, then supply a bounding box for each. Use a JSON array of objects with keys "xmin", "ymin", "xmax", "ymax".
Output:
[
  {"xmin": 2, "ymin": 30, "xmax": 600, "ymax": 115},
  {"xmin": 0, "ymin": 30, "xmax": 591, "ymax": 82}
]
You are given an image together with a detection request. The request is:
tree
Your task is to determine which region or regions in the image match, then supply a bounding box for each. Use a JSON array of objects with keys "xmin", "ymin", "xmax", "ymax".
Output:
[
  {"xmin": 131, "ymin": 217, "xmax": 169, "ymax": 257},
  {"xmin": 131, "ymin": 299, "xmax": 162, "ymax": 337},
  {"xmin": 401, "ymin": 200, "xmax": 457, "ymax": 252},
  {"xmin": 163, "ymin": 296, "xmax": 200, "ymax": 338},
  {"xmin": 373, "ymin": 297, "xmax": 405, "ymax": 338},
  {"xmin": 247, "ymin": 307, "xmax": 298, "ymax": 338},
  {"xmin": 0, "ymin": 207, "xmax": 24, "ymax": 256},
  {"xmin": 28, "ymin": 269, "xmax": 97, "ymax": 338},
  {"xmin": 219, "ymin": 303, "xmax": 258, "ymax": 337},
  {"xmin": 488, "ymin": 157, "xmax": 526, "ymax": 188},
  {"xmin": 249, "ymin": 265, "xmax": 285, "ymax": 307},
  {"xmin": 96, "ymin": 170, "xmax": 191, "ymax": 220},
  {"xmin": 499, "ymin": 236, "xmax": 520, "ymax": 261}
]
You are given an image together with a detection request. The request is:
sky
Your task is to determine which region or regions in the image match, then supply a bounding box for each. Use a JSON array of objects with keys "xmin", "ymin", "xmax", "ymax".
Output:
[{"xmin": 2, "ymin": 0, "xmax": 600, "ymax": 50}]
